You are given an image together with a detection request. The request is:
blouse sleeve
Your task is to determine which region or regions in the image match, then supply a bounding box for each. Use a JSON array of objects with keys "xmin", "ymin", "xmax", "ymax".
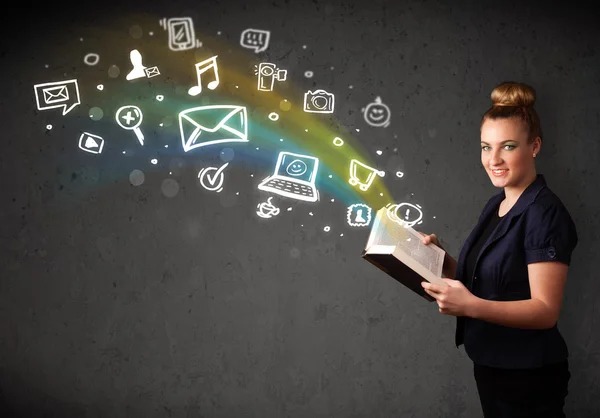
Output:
[{"xmin": 524, "ymin": 202, "xmax": 578, "ymax": 265}]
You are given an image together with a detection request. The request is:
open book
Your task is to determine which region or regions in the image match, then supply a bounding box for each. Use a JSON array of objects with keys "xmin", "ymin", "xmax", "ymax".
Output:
[{"xmin": 361, "ymin": 206, "xmax": 448, "ymax": 302}]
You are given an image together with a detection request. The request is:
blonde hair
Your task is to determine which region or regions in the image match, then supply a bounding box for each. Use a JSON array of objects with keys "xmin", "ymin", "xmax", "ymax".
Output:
[{"xmin": 480, "ymin": 81, "xmax": 542, "ymax": 143}]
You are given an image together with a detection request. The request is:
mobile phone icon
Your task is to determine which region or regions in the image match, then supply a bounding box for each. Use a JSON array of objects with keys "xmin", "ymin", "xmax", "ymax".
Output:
[{"xmin": 159, "ymin": 17, "xmax": 201, "ymax": 51}]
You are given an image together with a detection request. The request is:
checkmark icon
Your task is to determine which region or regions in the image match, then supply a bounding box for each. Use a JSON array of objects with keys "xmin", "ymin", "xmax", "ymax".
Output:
[{"xmin": 198, "ymin": 162, "xmax": 229, "ymax": 192}]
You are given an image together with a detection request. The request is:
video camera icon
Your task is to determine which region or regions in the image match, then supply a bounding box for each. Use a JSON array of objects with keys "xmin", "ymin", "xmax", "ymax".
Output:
[
  {"xmin": 256, "ymin": 63, "xmax": 287, "ymax": 91},
  {"xmin": 303, "ymin": 89, "xmax": 335, "ymax": 113}
]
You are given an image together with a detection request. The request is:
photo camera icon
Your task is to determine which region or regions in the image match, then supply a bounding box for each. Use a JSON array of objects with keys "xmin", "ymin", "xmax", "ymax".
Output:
[{"xmin": 303, "ymin": 89, "xmax": 335, "ymax": 113}]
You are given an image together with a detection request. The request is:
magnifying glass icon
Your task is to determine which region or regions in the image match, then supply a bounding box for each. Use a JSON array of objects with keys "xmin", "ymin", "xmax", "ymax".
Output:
[{"xmin": 115, "ymin": 105, "xmax": 145, "ymax": 145}]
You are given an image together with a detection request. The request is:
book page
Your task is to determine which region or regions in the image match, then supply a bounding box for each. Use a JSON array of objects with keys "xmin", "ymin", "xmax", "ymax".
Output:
[{"xmin": 366, "ymin": 207, "xmax": 445, "ymax": 277}]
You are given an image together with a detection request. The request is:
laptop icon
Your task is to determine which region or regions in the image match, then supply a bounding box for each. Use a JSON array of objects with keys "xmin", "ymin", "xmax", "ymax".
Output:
[{"xmin": 258, "ymin": 151, "xmax": 320, "ymax": 202}]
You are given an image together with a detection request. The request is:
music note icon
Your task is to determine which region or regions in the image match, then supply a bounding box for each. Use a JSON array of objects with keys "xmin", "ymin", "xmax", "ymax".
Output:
[{"xmin": 188, "ymin": 55, "xmax": 220, "ymax": 96}]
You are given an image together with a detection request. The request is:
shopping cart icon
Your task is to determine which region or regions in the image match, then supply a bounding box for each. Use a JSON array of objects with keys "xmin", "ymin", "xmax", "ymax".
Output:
[{"xmin": 348, "ymin": 159, "xmax": 385, "ymax": 191}]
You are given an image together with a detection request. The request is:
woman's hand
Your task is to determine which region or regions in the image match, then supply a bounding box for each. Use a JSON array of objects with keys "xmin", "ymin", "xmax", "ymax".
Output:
[
  {"xmin": 418, "ymin": 232, "xmax": 457, "ymax": 280},
  {"xmin": 418, "ymin": 232, "xmax": 443, "ymax": 249},
  {"xmin": 417, "ymin": 231, "xmax": 474, "ymax": 315},
  {"xmin": 421, "ymin": 279, "xmax": 478, "ymax": 317}
]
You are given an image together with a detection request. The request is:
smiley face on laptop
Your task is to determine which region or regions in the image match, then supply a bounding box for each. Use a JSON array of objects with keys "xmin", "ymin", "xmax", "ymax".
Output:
[{"xmin": 286, "ymin": 159, "xmax": 307, "ymax": 176}]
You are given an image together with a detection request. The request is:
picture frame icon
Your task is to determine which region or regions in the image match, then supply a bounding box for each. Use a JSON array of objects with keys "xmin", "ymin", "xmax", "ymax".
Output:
[
  {"xmin": 78, "ymin": 132, "xmax": 104, "ymax": 154},
  {"xmin": 347, "ymin": 203, "xmax": 372, "ymax": 227}
]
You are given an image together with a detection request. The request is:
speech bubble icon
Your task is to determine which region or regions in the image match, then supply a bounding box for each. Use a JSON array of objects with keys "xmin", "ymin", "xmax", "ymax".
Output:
[
  {"xmin": 240, "ymin": 28, "xmax": 270, "ymax": 53},
  {"xmin": 385, "ymin": 202, "xmax": 423, "ymax": 228},
  {"xmin": 33, "ymin": 79, "xmax": 80, "ymax": 115}
]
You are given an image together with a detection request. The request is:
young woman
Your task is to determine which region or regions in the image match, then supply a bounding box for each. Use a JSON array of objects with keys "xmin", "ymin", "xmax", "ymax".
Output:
[{"xmin": 419, "ymin": 81, "xmax": 578, "ymax": 418}]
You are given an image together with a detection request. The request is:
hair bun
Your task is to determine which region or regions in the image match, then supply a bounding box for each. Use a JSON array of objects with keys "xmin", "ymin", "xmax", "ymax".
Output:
[{"xmin": 491, "ymin": 81, "xmax": 536, "ymax": 107}]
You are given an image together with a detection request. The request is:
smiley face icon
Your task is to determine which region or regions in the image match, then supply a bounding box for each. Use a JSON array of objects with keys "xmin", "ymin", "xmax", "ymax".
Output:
[
  {"xmin": 363, "ymin": 96, "xmax": 391, "ymax": 128},
  {"xmin": 286, "ymin": 159, "xmax": 307, "ymax": 176}
]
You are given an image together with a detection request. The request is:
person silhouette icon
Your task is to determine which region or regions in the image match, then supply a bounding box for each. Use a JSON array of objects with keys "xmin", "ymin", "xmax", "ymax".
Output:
[
  {"xmin": 354, "ymin": 209, "xmax": 367, "ymax": 223},
  {"xmin": 126, "ymin": 49, "xmax": 147, "ymax": 81}
]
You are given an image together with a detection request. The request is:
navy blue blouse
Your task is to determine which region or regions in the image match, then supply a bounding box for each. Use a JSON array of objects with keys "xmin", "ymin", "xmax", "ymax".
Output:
[{"xmin": 455, "ymin": 174, "xmax": 578, "ymax": 369}]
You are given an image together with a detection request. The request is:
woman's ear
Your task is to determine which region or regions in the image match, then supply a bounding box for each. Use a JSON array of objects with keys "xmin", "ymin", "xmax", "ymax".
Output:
[{"xmin": 533, "ymin": 136, "xmax": 542, "ymax": 155}]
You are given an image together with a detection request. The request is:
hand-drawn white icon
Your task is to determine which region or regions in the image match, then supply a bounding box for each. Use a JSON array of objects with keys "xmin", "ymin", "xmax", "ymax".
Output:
[
  {"xmin": 303, "ymin": 89, "xmax": 335, "ymax": 113},
  {"xmin": 363, "ymin": 96, "xmax": 391, "ymax": 127},
  {"xmin": 385, "ymin": 202, "xmax": 423, "ymax": 228},
  {"xmin": 258, "ymin": 151, "xmax": 319, "ymax": 202},
  {"xmin": 255, "ymin": 63, "xmax": 287, "ymax": 91},
  {"xmin": 178, "ymin": 105, "xmax": 248, "ymax": 152},
  {"xmin": 159, "ymin": 17, "xmax": 201, "ymax": 51},
  {"xmin": 333, "ymin": 137, "xmax": 344, "ymax": 146},
  {"xmin": 126, "ymin": 49, "xmax": 147, "ymax": 80},
  {"xmin": 348, "ymin": 159, "xmax": 385, "ymax": 191},
  {"xmin": 145, "ymin": 66, "xmax": 160, "ymax": 78},
  {"xmin": 256, "ymin": 197, "xmax": 280, "ymax": 218},
  {"xmin": 83, "ymin": 53, "xmax": 99, "ymax": 66},
  {"xmin": 78, "ymin": 132, "xmax": 104, "ymax": 154},
  {"xmin": 115, "ymin": 105, "xmax": 144, "ymax": 145},
  {"xmin": 198, "ymin": 162, "xmax": 228, "ymax": 192},
  {"xmin": 126, "ymin": 50, "xmax": 160, "ymax": 81},
  {"xmin": 34, "ymin": 79, "xmax": 80, "ymax": 115},
  {"xmin": 188, "ymin": 55, "xmax": 220, "ymax": 96},
  {"xmin": 268, "ymin": 112, "xmax": 279, "ymax": 121},
  {"xmin": 347, "ymin": 203, "xmax": 372, "ymax": 227},
  {"xmin": 240, "ymin": 28, "xmax": 270, "ymax": 53}
]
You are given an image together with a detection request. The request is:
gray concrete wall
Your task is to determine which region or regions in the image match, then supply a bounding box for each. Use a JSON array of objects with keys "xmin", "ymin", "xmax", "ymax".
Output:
[{"xmin": 1, "ymin": 0, "xmax": 599, "ymax": 416}]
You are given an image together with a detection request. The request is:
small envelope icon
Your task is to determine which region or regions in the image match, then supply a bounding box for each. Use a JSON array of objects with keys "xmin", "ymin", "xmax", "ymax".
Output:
[
  {"xmin": 178, "ymin": 105, "xmax": 248, "ymax": 152},
  {"xmin": 43, "ymin": 85, "xmax": 69, "ymax": 104},
  {"xmin": 144, "ymin": 66, "xmax": 160, "ymax": 78}
]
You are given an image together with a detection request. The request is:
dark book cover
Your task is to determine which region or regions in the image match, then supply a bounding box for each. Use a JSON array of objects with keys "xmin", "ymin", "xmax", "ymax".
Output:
[{"xmin": 361, "ymin": 250, "xmax": 436, "ymax": 302}]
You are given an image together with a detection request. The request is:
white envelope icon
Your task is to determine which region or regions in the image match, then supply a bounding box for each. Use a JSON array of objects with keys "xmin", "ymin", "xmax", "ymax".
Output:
[
  {"xmin": 178, "ymin": 105, "xmax": 248, "ymax": 152},
  {"xmin": 145, "ymin": 66, "xmax": 160, "ymax": 78},
  {"xmin": 43, "ymin": 85, "xmax": 69, "ymax": 104}
]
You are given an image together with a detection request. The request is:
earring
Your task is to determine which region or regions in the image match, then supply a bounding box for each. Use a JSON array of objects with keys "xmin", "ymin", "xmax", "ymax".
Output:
[{"xmin": 533, "ymin": 153, "xmax": 537, "ymax": 157}]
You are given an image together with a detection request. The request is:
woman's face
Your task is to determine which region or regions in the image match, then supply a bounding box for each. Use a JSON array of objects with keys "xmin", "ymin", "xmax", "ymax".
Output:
[{"xmin": 480, "ymin": 118, "xmax": 539, "ymax": 190}]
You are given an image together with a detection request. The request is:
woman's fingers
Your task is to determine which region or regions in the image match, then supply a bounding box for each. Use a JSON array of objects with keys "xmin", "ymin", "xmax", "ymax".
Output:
[
  {"xmin": 418, "ymin": 232, "xmax": 442, "ymax": 248},
  {"xmin": 428, "ymin": 234, "xmax": 439, "ymax": 246},
  {"xmin": 419, "ymin": 232, "xmax": 437, "ymax": 246}
]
